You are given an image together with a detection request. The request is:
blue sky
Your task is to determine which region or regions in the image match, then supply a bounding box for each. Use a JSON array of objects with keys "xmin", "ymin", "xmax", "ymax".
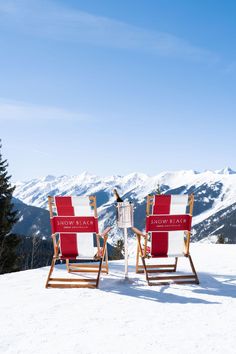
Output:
[{"xmin": 1, "ymin": 0, "xmax": 236, "ymax": 181}]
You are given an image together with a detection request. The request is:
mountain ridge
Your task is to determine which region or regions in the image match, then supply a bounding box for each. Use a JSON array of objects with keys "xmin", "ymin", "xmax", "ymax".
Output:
[{"xmin": 13, "ymin": 168, "xmax": 236, "ymax": 243}]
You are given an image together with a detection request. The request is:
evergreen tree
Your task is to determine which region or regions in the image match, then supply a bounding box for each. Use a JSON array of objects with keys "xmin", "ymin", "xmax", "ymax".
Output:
[
  {"xmin": 216, "ymin": 234, "xmax": 226, "ymax": 244},
  {"xmin": 111, "ymin": 238, "xmax": 124, "ymax": 260},
  {"xmin": 0, "ymin": 140, "xmax": 21, "ymax": 274}
]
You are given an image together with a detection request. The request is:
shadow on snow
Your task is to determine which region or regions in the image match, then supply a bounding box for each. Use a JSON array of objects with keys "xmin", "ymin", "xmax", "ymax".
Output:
[{"xmin": 44, "ymin": 262, "xmax": 235, "ymax": 304}]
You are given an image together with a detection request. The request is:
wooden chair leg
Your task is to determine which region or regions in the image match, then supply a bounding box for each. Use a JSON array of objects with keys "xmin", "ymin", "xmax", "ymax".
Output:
[
  {"xmin": 188, "ymin": 254, "xmax": 199, "ymax": 284},
  {"xmin": 96, "ymin": 258, "xmax": 103, "ymax": 288},
  {"xmin": 45, "ymin": 258, "xmax": 56, "ymax": 288},
  {"xmin": 104, "ymin": 245, "xmax": 109, "ymax": 274},
  {"xmin": 66, "ymin": 259, "xmax": 70, "ymax": 272},
  {"xmin": 174, "ymin": 257, "xmax": 178, "ymax": 271},
  {"xmin": 141, "ymin": 256, "xmax": 150, "ymax": 283},
  {"xmin": 136, "ymin": 242, "xmax": 140, "ymax": 273}
]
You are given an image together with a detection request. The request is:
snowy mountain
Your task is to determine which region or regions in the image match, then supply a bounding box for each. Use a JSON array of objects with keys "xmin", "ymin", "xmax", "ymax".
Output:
[
  {"xmin": 12, "ymin": 197, "xmax": 51, "ymax": 237},
  {"xmin": 13, "ymin": 168, "xmax": 236, "ymax": 243}
]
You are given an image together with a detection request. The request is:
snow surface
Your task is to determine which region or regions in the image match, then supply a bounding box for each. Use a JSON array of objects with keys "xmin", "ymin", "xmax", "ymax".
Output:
[{"xmin": 1, "ymin": 244, "xmax": 236, "ymax": 354}]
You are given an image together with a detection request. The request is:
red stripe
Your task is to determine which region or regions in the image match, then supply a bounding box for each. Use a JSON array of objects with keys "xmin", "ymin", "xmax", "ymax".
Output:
[
  {"xmin": 56, "ymin": 206, "xmax": 75, "ymax": 216},
  {"xmin": 55, "ymin": 196, "xmax": 78, "ymax": 257},
  {"xmin": 55, "ymin": 196, "xmax": 73, "ymax": 207},
  {"xmin": 60, "ymin": 233, "xmax": 78, "ymax": 258},
  {"xmin": 151, "ymin": 232, "xmax": 169, "ymax": 257},
  {"xmin": 153, "ymin": 195, "xmax": 171, "ymax": 214},
  {"xmin": 151, "ymin": 195, "xmax": 171, "ymax": 257}
]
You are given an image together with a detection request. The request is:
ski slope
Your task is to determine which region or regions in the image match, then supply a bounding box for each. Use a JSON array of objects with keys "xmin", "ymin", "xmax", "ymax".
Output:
[{"xmin": 0, "ymin": 244, "xmax": 236, "ymax": 354}]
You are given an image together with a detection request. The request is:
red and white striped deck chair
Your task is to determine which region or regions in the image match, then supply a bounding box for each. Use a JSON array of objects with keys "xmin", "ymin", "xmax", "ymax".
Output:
[
  {"xmin": 133, "ymin": 194, "xmax": 199, "ymax": 286},
  {"xmin": 45, "ymin": 195, "xmax": 111, "ymax": 288}
]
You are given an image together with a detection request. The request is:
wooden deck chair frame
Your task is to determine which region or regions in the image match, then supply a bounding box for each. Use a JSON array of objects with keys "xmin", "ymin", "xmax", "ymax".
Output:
[
  {"xmin": 45, "ymin": 195, "xmax": 110, "ymax": 289},
  {"xmin": 133, "ymin": 194, "xmax": 199, "ymax": 286}
]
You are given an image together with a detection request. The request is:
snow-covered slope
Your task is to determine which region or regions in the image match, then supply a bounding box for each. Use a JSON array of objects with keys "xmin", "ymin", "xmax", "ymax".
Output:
[
  {"xmin": 12, "ymin": 197, "xmax": 51, "ymax": 237},
  {"xmin": 13, "ymin": 168, "xmax": 236, "ymax": 243},
  {"xmin": 0, "ymin": 244, "xmax": 236, "ymax": 354}
]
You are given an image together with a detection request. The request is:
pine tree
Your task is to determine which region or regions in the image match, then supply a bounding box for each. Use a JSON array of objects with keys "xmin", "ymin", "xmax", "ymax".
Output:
[
  {"xmin": 216, "ymin": 234, "xmax": 226, "ymax": 244},
  {"xmin": 0, "ymin": 140, "xmax": 21, "ymax": 274},
  {"xmin": 111, "ymin": 238, "xmax": 125, "ymax": 260}
]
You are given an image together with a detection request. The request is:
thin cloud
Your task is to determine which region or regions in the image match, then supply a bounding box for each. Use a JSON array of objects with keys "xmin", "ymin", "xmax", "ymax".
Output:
[
  {"xmin": 0, "ymin": 0, "xmax": 219, "ymax": 63},
  {"xmin": 0, "ymin": 99, "xmax": 89, "ymax": 121}
]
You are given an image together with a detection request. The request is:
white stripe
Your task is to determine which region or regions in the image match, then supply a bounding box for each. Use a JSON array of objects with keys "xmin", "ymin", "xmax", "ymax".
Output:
[
  {"xmin": 168, "ymin": 196, "xmax": 188, "ymax": 256},
  {"xmin": 75, "ymin": 247, "xmax": 99, "ymax": 259},
  {"xmin": 73, "ymin": 206, "xmax": 93, "ymax": 216},
  {"xmin": 72, "ymin": 197, "xmax": 96, "ymax": 257},
  {"xmin": 71, "ymin": 196, "xmax": 93, "ymax": 216},
  {"xmin": 167, "ymin": 231, "xmax": 185, "ymax": 257},
  {"xmin": 71, "ymin": 196, "xmax": 89, "ymax": 206},
  {"xmin": 170, "ymin": 195, "xmax": 188, "ymax": 214},
  {"xmin": 76, "ymin": 233, "xmax": 95, "ymax": 258}
]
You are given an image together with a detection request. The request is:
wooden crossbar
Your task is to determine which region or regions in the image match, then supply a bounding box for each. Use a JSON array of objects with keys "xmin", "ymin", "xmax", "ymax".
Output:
[
  {"xmin": 148, "ymin": 275, "xmax": 197, "ymax": 281},
  {"xmin": 67, "ymin": 263, "xmax": 108, "ymax": 273},
  {"xmin": 148, "ymin": 280, "xmax": 197, "ymax": 286},
  {"xmin": 146, "ymin": 269, "xmax": 176, "ymax": 273},
  {"xmin": 136, "ymin": 263, "xmax": 177, "ymax": 274},
  {"xmin": 47, "ymin": 284, "xmax": 96, "ymax": 288},
  {"xmin": 68, "ymin": 269, "xmax": 104, "ymax": 273},
  {"xmin": 49, "ymin": 278, "xmax": 96, "ymax": 282},
  {"xmin": 68, "ymin": 263, "xmax": 102, "ymax": 268},
  {"xmin": 70, "ymin": 267, "xmax": 108, "ymax": 273},
  {"xmin": 138, "ymin": 264, "xmax": 176, "ymax": 269},
  {"xmin": 145, "ymin": 264, "xmax": 176, "ymax": 268}
]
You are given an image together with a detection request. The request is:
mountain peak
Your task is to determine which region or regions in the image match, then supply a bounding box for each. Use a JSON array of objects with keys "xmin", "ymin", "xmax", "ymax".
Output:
[
  {"xmin": 215, "ymin": 167, "xmax": 236, "ymax": 175},
  {"xmin": 79, "ymin": 171, "xmax": 96, "ymax": 178},
  {"xmin": 42, "ymin": 175, "xmax": 56, "ymax": 182},
  {"xmin": 80, "ymin": 171, "xmax": 90, "ymax": 176}
]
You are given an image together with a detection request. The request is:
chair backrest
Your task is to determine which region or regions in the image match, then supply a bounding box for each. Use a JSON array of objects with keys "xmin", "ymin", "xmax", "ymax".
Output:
[
  {"xmin": 146, "ymin": 194, "xmax": 193, "ymax": 257},
  {"xmin": 49, "ymin": 196, "xmax": 99, "ymax": 259}
]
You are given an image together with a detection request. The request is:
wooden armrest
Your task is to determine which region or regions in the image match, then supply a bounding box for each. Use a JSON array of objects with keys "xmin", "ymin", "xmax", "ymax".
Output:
[
  {"xmin": 131, "ymin": 227, "xmax": 147, "ymax": 238},
  {"xmin": 99, "ymin": 226, "xmax": 112, "ymax": 238}
]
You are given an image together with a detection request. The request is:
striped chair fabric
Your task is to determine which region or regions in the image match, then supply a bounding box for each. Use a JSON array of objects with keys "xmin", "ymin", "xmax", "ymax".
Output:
[
  {"xmin": 53, "ymin": 196, "xmax": 98, "ymax": 259},
  {"xmin": 146, "ymin": 195, "xmax": 191, "ymax": 258}
]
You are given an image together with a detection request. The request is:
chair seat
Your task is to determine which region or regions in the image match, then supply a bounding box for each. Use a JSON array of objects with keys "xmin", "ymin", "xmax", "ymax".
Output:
[
  {"xmin": 151, "ymin": 252, "xmax": 186, "ymax": 258},
  {"xmin": 59, "ymin": 247, "xmax": 103, "ymax": 260},
  {"xmin": 143, "ymin": 241, "xmax": 185, "ymax": 257}
]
